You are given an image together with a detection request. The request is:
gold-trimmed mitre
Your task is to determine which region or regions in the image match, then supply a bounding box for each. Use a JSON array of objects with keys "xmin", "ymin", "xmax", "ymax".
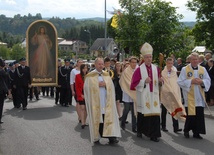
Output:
[{"xmin": 140, "ymin": 42, "xmax": 153, "ymax": 56}]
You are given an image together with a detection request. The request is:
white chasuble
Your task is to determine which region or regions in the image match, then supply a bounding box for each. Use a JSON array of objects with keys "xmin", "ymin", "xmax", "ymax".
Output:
[
  {"xmin": 177, "ymin": 64, "xmax": 211, "ymax": 115},
  {"xmin": 84, "ymin": 70, "xmax": 121, "ymax": 143},
  {"xmin": 135, "ymin": 63, "xmax": 160, "ymax": 116}
]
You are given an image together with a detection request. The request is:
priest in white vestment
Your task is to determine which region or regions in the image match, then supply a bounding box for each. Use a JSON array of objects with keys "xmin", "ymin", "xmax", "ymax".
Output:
[
  {"xmin": 131, "ymin": 42, "xmax": 162, "ymax": 142},
  {"xmin": 84, "ymin": 57, "xmax": 121, "ymax": 144},
  {"xmin": 177, "ymin": 52, "xmax": 211, "ymax": 139},
  {"xmin": 161, "ymin": 57, "xmax": 186, "ymax": 133}
]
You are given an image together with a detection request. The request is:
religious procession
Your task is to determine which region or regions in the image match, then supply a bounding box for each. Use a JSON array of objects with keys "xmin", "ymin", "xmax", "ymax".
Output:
[{"xmin": 1, "ymin": 41, "xmax": 213, "ymax": 146}]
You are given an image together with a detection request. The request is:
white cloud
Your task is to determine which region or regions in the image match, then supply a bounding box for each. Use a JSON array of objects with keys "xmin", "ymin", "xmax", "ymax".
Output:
[
  {"xmin": 0, "ymin": 0, "xmax": 196, "ymax": 21},
  {"xmin": 0, "ymin": 0, "xmax": 28, "ymax": 11},
  {"xmin": 164, "ymin": 0, "xmax": 196, "ymax": 21}
]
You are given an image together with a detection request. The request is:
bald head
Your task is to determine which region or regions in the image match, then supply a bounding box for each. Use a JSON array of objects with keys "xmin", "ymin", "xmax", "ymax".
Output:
[{"xmin": 95, "ymin": 57, "xmax": 104, "ymax": 72}]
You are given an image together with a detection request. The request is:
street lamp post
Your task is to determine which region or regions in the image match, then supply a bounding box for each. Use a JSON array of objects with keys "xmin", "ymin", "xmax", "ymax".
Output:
[{"xmin": 104, "ymin": 0, "xmax": 107, "ymax": 56}]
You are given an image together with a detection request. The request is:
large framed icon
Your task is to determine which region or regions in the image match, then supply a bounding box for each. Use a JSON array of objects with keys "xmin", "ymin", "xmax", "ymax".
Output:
[{"xmin": 26, "ymin": 20, "xmax": 58, "ymax": 86}]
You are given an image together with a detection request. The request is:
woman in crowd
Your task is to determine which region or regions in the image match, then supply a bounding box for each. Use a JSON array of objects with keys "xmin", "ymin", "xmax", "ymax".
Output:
[
  {"xmin": 122, "ymin": 61, "xmax": 129, "ymax": 72},
  {"xmin": 75, "ymin": 64, "xmax": 88, "ymax": 128},
  {"xmin": 207, "ymin": 58, "xmax": 214, "ymax": 106},
  {"xmin": 70, "ymin": 59, "xmax": 83, "ymax": 123},
  {"xmin": 0, "ymin": 58, "xmax": 9, "ymax": 124},
  {"xmin": 113, "ymin": 62, "xmax": 123, "ymax": 120}
]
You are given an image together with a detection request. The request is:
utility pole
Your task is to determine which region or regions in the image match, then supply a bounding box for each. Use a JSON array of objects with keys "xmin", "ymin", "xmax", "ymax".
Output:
[{"xmin": 104, "ymin": 0, "xmax": 107, "ymax": 56}]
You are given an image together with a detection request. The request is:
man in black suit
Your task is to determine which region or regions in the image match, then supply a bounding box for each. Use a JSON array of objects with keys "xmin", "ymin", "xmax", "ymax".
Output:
[
  {"xmin": 0, "ymin": 58, "xmax": 9, "ymax": 124},
  {"xmin": 176, "ymin": 58, "xmax": 184, "ymax": 75},
  {"xmin": 8, "ymin": 62, "xmax": 18, "ymax": 108},
  {"xmin": 14, "ymin": 58, "xmax": 31, "ymax": 110},
  {"xmin": 58, "ymin": 58, "xmax": 72, "ymax": 107},
  {"xmin": 55, "ymin": 59, "xmax": 62, "ymax": 105}
]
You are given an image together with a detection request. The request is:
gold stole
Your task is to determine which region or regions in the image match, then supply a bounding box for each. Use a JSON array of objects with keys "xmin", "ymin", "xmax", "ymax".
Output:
[{"xmin": 186, "ymin": 65, "xmax": 205, "ymax": 115}]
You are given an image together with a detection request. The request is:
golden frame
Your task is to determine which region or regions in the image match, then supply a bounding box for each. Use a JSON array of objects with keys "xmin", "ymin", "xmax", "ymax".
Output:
[{"xmin": 26, "ymin": 20, "xmax": 58, "ymax": 86}]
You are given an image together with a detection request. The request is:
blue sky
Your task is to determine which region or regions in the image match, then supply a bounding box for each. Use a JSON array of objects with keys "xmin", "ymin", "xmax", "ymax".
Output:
[{"xmin": 0, "ymin": 0, "xmax": 196, "ymax": 21}]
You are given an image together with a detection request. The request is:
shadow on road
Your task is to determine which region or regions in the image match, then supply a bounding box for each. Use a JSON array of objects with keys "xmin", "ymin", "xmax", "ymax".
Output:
[
  {"xmin": 74, "ymin": 123, "xmax": 91, "ymax": 142},
  {"xmin": 4, "ymin": 105, "xmax": 76, "ymax": 121},
  {"xmin": 92, "ymin": 142, "xmax": 126, "ymax": 155}
]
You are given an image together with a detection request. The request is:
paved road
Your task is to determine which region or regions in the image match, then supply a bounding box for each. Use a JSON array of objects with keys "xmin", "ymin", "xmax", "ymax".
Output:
[{"xmin": 0, "ymin": 96, "xmax": 214, "ymax": 155}]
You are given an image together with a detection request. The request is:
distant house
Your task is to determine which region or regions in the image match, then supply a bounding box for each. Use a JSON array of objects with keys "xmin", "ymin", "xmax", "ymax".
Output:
[
  {"xmin": 192, "ymin": 46, "xmax": 212, "ymax": 54},
  {"xmin": 21, "ymin": 38, "xmax": 66, "ymax": 48},
  {"xmin": 21, "ymin": 38, "xmax": 26, "ymax": 48},
  {"xmin": 90, "ymin": 38, "xmax": 118, "ymax": 57},
  {"xmin": 58, "ymin": 40, "xmax": 88, "ymax": 54},
  {"xmin": 0, "ymin": 41, "xmax": 7, "ymax": 47},
  {"xmin": 21, "ymin": 38, "xmax": 88, "ymax": 55}
]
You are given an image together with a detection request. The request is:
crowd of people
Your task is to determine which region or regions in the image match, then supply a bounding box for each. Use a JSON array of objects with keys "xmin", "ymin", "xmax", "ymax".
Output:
[{"xmin": 0, "ymin": 42, "xmax": 214, "ymax": 145}]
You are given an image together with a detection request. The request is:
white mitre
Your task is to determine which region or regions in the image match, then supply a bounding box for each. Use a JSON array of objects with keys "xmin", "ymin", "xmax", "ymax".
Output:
[{"xmin": 140, "ymin": 42, "xmax": 153, "ymax": 56}]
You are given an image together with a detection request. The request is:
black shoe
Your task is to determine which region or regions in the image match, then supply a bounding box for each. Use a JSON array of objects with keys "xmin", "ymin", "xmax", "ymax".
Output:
[
  {"xmin": 184, "ymin": 132, "xmax": 189, "ymax": 138},
  {"xmin": 132, "ymin": 129, "xmax": 137, "ymax": 133},
  {"xmin": 150, "ymin": 137, "xmax": 159, "ymax": 142},
  {"xmin": 23, "ymin": 107, "xmax": 27, "ymax": 110},
  {"xmin": 161, "ymin": 127, "xmax": 168, "ymax": 132},
  {"xmin": 193, "ymin": 134, "xmax": 203, "ymax": 139},
  {"xmin": 109, "ymin": 138, "xmax": 119, "ymax": 144},
  {"xmin": 137, "ymin": 133, "xmax": 142, "ymax": 138},
  {"xmin": 64, "ymin": 105, "xmax": 69, "ymax": 107},
  {"xmin": 174, "ymin": 128, "xmax": 182, "ymax": 133},
  {"xmin": 0, "ymin": 121, "xmax": 3, "ymax": 124},
  {"xmin": 125, "ymin": 121, "xmax": 128, "ymax": 124},
  {"xmin": 94, "ymin": 140, "xmax": 100, "ymax": 144},
  {"xmin": 121, "ymin": 125, "xmax": 125, "ymax": 130},
  {"xmin": 119, "ymin": 117, "xmax": 122, "ymax": 121},
  {"xmin": 81, "ymin": 124, "xmax": 88, "ymax": 129}
]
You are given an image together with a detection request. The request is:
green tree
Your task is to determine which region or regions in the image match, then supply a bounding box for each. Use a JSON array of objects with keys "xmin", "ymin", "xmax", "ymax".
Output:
[
  {"xmin": 117, "ymin": 0, "xmax": 185, "ymax": 60},
  {"xmin": 0, "ymin": 46, "xmax": 10, "ymax": 59},
  {"xmin": 11, "ymin": 44, "xmax": 25, "ymax": 60},
  {"xmin": 187, "ymin": 0, "xmax": 214, "ymax": 50}
]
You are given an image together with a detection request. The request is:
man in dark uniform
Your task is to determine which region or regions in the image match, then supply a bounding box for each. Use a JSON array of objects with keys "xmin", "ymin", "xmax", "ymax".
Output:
[
  {"xmin": 58, "ymin": 58, "xmax": 72, "ymax": 107},
  {"xmin": 13, "ymin": 58, "xmax": 31, "ymax": 110},
  {"xmin": 29, "ymin": 86, "xmax": 39, "ymax": 101},
  {"xmin": 0, "ymin": 58, "xmax": 9, "ymax": 124},
  {"xmin": 8, "ymin": 62, "xmax": 18, "ymax": 108},
  {"xmin": 55, "ymin": 59, "xmax": 62, "ymax": 105}
]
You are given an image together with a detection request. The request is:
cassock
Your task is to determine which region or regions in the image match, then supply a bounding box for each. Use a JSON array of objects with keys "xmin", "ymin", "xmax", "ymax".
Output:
[
  {"xmin": 84, "ymin": 69, "xmax": 121, "ymax": 143},
  {"xmin": 161, "ymin": 66, "xmax": 186, "ymax": 120},
  {"xmin": 131, "ymin": 63, "xmax": 161, "ymax": 138},
  {"xmin": 177, "ymin": 64, "xmax": 211, "ymax": 135}
]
